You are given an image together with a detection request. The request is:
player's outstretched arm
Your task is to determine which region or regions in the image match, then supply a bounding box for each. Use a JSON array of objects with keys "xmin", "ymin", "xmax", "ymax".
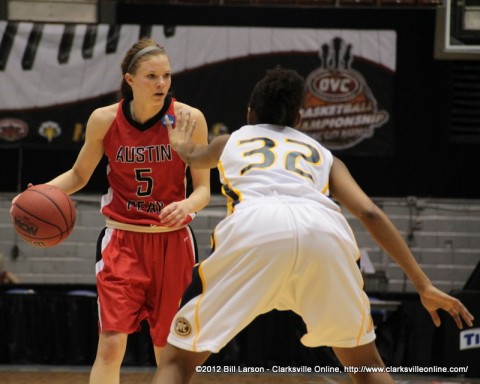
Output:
[
  {"xmin": 329, "ymin": 156, "xmax": 474, "ymax": 329},
  {"xmin": 160, "ymin": 107, "xmax": 211, "ymax": 228},
  {"xmin": 167, "ymin": 109, "xmax": 229, "ymax": 169}
]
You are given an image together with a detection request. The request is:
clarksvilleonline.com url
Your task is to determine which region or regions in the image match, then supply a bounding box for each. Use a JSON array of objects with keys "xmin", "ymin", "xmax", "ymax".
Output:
[
  {"xmin": 195, "ymin": 365, "xmax": 469, "ymax": 375},
  {"xmin": 343, "ymin": 365, "xmax": 469, "ymax": 374}
]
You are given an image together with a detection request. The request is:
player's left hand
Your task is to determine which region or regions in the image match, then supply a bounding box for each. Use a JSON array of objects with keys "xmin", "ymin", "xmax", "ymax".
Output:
[
  {"xmin": 159, "ymin": 200, "xmax": 191, "ymax": 228},
  {"xmin": 419, "ymin": 284, "xmax": 474, "ymax": 329},
  {"xmin": 166, "ymin": 109, "xmax": 196, "ymax": 150}
]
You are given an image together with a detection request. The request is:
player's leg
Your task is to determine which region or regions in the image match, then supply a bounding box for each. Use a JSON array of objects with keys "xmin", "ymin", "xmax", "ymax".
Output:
[
  {"xmin": 93, "ymin": 228, "xmax": 148, "ymax": 382},
  {"xmin": 293, "ymin": 205, "xmax": 392, "ymax": 384},
  {"xmin": 151, "ymin": 343, "xmax": 210, "ymax": 384},
  {"xmin": 153, "ymin": 345, "xmax": 165, "ymax": 366},
  {"xmin": 89, "ymin": 331, "xmax": 128, "ymax": 384},
  {"xmin": 332, "ymin": 342, "xmax": 395, "ymax": 384},
  {"xmin": 149, "ymin": 228, "xmax": 197, "ymax": 367}
]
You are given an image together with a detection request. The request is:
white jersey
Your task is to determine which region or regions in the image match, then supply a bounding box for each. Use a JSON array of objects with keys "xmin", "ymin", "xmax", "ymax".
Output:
[
  {"xmin": 167, "ymin": 123, "xmax": 375, "ymax": 353},
  {"xmin": 218, "ymin": 124, "xmax": 339, "ymax": 214}
]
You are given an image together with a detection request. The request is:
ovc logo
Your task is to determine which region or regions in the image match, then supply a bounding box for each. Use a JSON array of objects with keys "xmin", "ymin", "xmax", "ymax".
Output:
[{"xmin": 174, "ymin": 317, "xmax": 192, "ymax": 336}]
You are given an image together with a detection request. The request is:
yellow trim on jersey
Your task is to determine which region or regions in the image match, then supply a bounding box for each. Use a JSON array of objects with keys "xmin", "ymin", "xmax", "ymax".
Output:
[
  {"xmin": 321, "ymin": 181, "xmax": 329, "ymax": 195},
  {"xmin": 218, "ymin": 160, "xmax": 243, "ymax": 215},
  {"xmin": 367, "ymin": 314, "xmax": 374, "ymax": 333},
  {"xmin": 193, "ymin": 261, "xmax": 207, "ymax": 352},
  {"xmin": 210, "ymin": 224, "xmax": 218, "ymax": 253},
  {"xmin": 356, "ymin": 293, "xmax": 368, "ymax": 346}
]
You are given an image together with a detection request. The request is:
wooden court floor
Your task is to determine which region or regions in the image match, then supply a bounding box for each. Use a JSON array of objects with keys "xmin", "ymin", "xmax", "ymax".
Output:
[{"xmin": 1, "ymin": 366, "xmax": 480, "ymax": 384}]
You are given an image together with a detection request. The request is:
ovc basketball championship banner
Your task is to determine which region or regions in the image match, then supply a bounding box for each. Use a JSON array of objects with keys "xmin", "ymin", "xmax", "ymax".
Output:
[{"xmin": 0, "ymin": 22, "xmax": 396, "ymax": 155}]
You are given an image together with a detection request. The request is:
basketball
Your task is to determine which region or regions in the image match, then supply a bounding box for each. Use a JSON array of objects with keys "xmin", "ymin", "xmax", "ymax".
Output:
[{"xmin": 11, "ymin": 184, "xmax": 76, "ymax": 247}]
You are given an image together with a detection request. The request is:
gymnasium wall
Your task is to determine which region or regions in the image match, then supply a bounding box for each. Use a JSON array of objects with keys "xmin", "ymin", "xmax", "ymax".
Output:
[
  {"xmin": 0, "ymin": 4, "xmax": 480, "ymax": 291},
  {"xmin": 1, "ymin": 192, "xmax": 480, "ymax": 293},
  {"xmin": 0, "ymin": 5, "xmax": 479, "ymax": 198}
]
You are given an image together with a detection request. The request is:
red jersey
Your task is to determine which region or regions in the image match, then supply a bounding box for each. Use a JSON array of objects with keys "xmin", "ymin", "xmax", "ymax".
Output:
[{"xmin": 101, "ymin": 96, "xmax": 188, "ymax": 226}]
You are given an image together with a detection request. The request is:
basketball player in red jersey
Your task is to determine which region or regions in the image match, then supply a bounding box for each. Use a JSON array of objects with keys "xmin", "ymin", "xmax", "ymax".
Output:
[{"xmin": 31, "ymin": 38, "xmax": 210, "ymax": 383}]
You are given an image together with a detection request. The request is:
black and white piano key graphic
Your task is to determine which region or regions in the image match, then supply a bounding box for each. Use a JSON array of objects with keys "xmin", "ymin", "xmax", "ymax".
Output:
[
  {"xmin": 22, "ymin": 23, "xmax": 43, "ymax": 70},
  {"xmin": 0, "ymin": 22, "xmax": 18, "ymax": 71},
  {"xmin": 0, "ymin": 22, "xmax": 144, "ymax": 109},
  {"xmin": 58, "ymin": 24, "xmax": 75, "ymax": 64},
  {"xmin": 1, "ymin": 22, "xmax": 398, "ymax": 110}
]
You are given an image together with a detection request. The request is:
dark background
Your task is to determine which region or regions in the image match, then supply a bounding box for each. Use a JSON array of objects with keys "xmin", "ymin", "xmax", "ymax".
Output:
[{"xmin": 1, "ymin": 5, "xmax": 478, "ymax": 198}]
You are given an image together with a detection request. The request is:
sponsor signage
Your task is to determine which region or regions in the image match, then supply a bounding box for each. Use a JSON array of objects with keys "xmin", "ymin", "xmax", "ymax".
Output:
[
  {"xmin": 0, "ymin": 23, "xmax": 395, "ymax": 154},
  {"xmin": 460, "ymin": 328, "xmax": 480, "ymax": 350}
]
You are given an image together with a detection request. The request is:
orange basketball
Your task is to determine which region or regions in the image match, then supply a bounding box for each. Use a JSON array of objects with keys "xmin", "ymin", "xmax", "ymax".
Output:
[{"xmin": 11, "ymin": 184, "xmax": 76, "ymax": 247}]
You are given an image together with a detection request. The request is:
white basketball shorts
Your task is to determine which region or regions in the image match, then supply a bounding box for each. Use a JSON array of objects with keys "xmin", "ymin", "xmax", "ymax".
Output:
[{"xmin": 168, "ymin": 196, "xmax": 376, "ymax": 353}]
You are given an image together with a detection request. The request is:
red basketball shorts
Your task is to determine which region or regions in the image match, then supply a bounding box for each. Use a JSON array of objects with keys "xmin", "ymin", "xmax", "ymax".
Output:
[{"xmin": 95, "ymin": 226, "xmax": 196, "ymax": 347}]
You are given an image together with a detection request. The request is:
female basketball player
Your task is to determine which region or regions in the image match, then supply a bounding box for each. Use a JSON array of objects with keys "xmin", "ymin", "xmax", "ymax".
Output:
[
  {"xmin": 22, "ymin": 38, "xmax": 210, "ymax": 384},
  {"xmin": 152, "ymin": 67, "xmax": 474, "ymax": 384}
]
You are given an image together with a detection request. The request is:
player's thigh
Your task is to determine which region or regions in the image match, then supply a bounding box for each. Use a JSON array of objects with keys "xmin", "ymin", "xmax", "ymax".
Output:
[{"xmin": 295, "ymin": 231, "xmax": 373, "ymax": 348}]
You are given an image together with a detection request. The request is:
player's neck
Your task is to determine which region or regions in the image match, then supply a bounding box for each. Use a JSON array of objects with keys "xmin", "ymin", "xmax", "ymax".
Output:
[{"xmin": 130, "ymin": 100, "xmax": 163, "ymax": 124}]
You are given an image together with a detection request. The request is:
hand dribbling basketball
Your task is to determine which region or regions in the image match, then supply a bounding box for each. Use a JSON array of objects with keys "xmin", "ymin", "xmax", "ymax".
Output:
[{"xmin": 10, "ymin": 184, "xmax": 76, "ymax": 247}]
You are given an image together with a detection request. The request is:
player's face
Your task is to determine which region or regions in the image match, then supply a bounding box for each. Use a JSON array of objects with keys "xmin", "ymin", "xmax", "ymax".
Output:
[{"xmin": 129, "ymin": 54, "xmax": 172, "ymax": 104}]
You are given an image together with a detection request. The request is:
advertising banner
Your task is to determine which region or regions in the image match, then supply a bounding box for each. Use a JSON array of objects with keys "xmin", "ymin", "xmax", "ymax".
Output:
[{"xmin": 0, "ymin": 22, "xmax": 395, "ymax": 155}]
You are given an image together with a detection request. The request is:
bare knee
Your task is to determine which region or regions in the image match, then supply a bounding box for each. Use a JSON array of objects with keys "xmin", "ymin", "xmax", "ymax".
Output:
[
  {"xmin": 95, "ymin": 332, "xmax": 128, "ymax": 365},
  {"xmin": 160, "ymin": 344, "xmax": 209, "ymax": 372},
  {"xmin": 153, "ymin": 344, "xmax": 211, "ymax": 384}
]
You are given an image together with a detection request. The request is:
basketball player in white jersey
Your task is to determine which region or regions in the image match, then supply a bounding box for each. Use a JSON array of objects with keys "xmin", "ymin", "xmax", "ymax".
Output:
[{"xmin": 152, "ymin": 67, "xmax": 474, "ymax": 384}]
